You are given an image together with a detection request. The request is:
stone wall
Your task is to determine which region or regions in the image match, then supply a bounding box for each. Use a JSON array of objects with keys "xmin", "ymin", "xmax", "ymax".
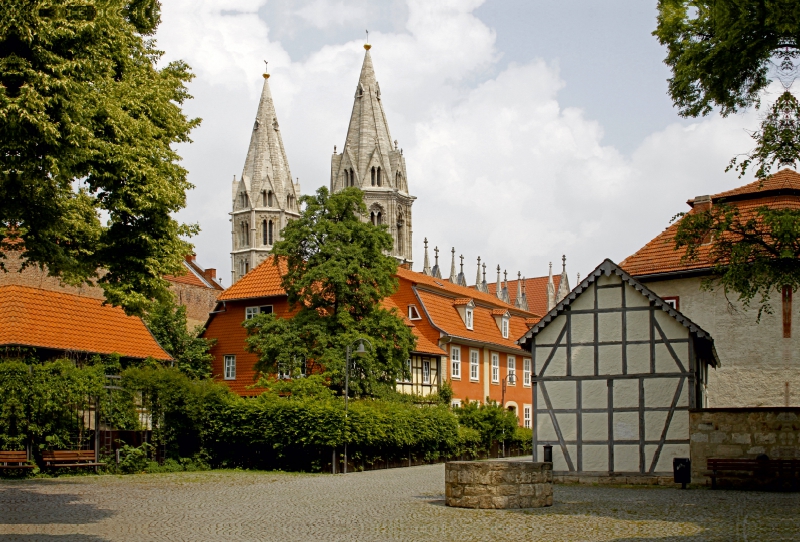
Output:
[
  {"xmin": 690, "ymin": 408, "xmax": 800, "ymax": 486},
  {"xmin": 646, "ymin": 277, "xmax": 799, "ymax": 408},
  {"xmin": 445, "ymin": 461, "xmax": 553, "ymax": 509}
]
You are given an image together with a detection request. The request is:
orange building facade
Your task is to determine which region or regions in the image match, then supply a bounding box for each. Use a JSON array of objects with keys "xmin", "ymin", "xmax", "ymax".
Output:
[{"xmin": 202, "ymin": 257, "xmax": 543, "ymax": 426}]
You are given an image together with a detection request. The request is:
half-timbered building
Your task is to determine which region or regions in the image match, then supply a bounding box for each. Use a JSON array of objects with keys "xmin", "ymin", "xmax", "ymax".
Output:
[{"xmin": 518, "ymin": 259, "xmax": 719, "ymax": 476}]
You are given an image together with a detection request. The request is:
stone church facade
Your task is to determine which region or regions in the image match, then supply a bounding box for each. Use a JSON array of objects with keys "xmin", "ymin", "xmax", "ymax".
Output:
[{"xmin": 230, "ymin": 46, "xmax": 416, "ymax": 282}]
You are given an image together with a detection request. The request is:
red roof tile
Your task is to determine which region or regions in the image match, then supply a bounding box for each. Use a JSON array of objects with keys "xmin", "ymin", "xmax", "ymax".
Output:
[
  {"xmin": 218, "ymin": 256, "xmax": 288, "ymax": 301},
  {"xmin": 0, "ymin": 286, "xmax": 171, "ymax": 360},
  {"xmin": 621, "ymin": 169, "xmax": 800, "ymax": 277},
  {"xmin": 487, "ymin": 275, "xmax": 559, "ymax": 317}
]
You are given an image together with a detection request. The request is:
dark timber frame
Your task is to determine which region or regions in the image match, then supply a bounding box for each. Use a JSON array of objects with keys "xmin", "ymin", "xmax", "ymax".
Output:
[{"xmin": 518, "ymin": 259, "xmax": 719, "ymax": 475}]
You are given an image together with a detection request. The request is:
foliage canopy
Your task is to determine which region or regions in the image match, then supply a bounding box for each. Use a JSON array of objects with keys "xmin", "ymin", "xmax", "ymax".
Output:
[
  {"xmin": 144, "ymin": 298, "xmax": 215, "ymax": 379},
  {"xmin": 245, "ymin": 187, "xmax": 416, "ymax": 397},
  {"xmin": 0, "ymin": 0, "xmax": 200, "ymax": 315}
]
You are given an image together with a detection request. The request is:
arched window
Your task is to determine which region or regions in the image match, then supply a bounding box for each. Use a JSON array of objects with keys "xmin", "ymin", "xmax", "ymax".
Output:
[
  {"xmin": 268, "ymin": 220, "xmax": 274, "ymax": 245},
  {"xmin": 261, "ymin": 190, "xmax": 267, "ymax": 206},
  {"xmin": 371, "ymin": 167, "xmax": 376, "ymax": 186},
  {"xmin": 350, "ymin": 168, "xmax": 355, "ymax": 186},
  {"xmin": 396, "ymin": 213, "xmax": 404, "ymax": 256},
  {"xmin": 377, "ymin": 212, "xmax": 382, "ymax": 225},
  {"xmin": 241, "ymin": 221, "xmax": 249, "ymax": 247},
  {"xmin": 344, "ymin": 169, "xmax": 349, "ymax": 187},
  {"xmin": 268, "ymin": 191, "xmax": 273, "ymax": 207},
  {"xmin": 262, "ymin": 220, "xmax": 267, "ymax": 246},
  {"xmin": 376, "ymin": 167, "xmax": 381, "ymax": 187}
]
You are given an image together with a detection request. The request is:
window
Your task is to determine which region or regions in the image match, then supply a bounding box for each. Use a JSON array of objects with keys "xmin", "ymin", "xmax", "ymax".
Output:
[
  {"xmin": 350, "ymin": 168, "xmax": 355, "ymax": 186},
  {"xmin": 451, "ymin": 399, "xmax": 462, "ymax": 408},
  {"xmin": 245, "ymin": 305, "xmax": 273, "ymax": 320},
  {"xmin": 262, "ymin": 220, "xmax": 267, "ymax": 246},
  {"xmin": 465, "ymin": 308, "xmax": 473, "ymax": 330},
  {"xmin": 405, "ymin": 358, "xmax": 412, "ymax": 383},
  {"xmin": 408, "ymin": 305, "xmax": 421, "ymax": 320},
  {"xmin": 268, "ymin": 220, "xmax": 274, "ymax": 245},
  {"xmin": 268, "ymin": 191, "xmax": 273, "ymax": 207},
  {"xmin": 224, "ymin": 355, "xmax": 236, "ymax": 380},
  {"xmin": 507, "ymin": 356, "xmax": 516, "ymax": 385},
  {"xmin": 491, "ymin": 353, "xmax": 499, "ymax": 383},
  {"xmin": 422, "ymin": 360, "xmax": 430, "ymax": 384},
  {"xmin": 371, "ymin": 167, "xmax": 376, "ymax": 186},
  {"xmin": 376, "ymin": 167, "xmax": 381, "ymax": 186},
  {"xmin": 278, "ymin": 363, "xmax": 290, "ymax": 380},
  {"xmin": 261, "ymin": 190, "xmax": 267, "ymax": 206},
  {"xmin": 343, "ymin": 169, "xmax": 349, "ymax": 187},
  {"xmin": 523, "ymin": 358, "xmax": 531, "ymax": 386},
  {"xmin": 523, "ymin": 405, "xmax": 531, "ymax": 429},
  {"xmin": 662, "ymin": 296, "xmax": 679, "ymax": 311},
  {"xmin": 451, "ymin": 346, "xmax": 461, "ymax": 379},
  {"xmin": 501, "ymin": 317, "xmax": 509, "ymax": 339},
  {"xmin": 469, "ymin": 349, "xmax": 479, "ymax": 381}
]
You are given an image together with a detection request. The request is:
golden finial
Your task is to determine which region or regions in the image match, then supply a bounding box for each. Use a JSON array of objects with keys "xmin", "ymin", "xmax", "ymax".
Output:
[
  {"xmin": 364, "ymin": 29, "xmax": 371, "ymax": 50},
  {"xmin": 263, "ymin": 60, "xmax": 270, "ymax": 79}
]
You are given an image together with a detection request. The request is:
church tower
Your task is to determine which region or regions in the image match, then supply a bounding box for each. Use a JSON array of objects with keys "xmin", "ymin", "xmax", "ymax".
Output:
[
  {"xmin": 231, "ymin": 70, "xmax": 301, "ymax": 284},
  {"xmin": 330, "ymin": 44, "xmax": 416, "ymax": 264}
]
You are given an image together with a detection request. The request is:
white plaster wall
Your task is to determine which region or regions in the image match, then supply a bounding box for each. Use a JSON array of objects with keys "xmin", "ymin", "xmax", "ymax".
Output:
[
  {"xmin": 646, "ymin": 277, "xmax": 800, "ymax": 407},
  {"xmin": 614, "ymin": 445, "xmax": 639, "ymax": 471}
]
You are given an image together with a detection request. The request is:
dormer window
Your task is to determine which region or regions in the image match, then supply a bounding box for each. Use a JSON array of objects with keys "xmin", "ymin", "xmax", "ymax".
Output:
[
  {"xmin": 408, "ymin": 305, "xmax": 421, "ymax": 320},
  {"xmin": 453, "ymin": 298, "xmax": 475, "ymax": 330},
  {"xmin": 492, "ymin": 309, "xmax": 510, "ymax": 338}
]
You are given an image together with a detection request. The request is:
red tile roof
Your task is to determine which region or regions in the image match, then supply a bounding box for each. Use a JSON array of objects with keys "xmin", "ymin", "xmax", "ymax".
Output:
[
  {"xmin": 394, "ymin": 268, "xmax": 538, "ymax": 352},
  {"xmin": 381, "ymin": 296, "xmax": 446, "ymax": 356},
  {"xmin": 621, "ymin": 169, "xmax": 800, "ymax": 277},
  {"xmin": 487, "ymin": 275, "xmax": 559, "ymax": 316},
  {"xmin": 218, "ymin": 256, "xmax": 288, "ymax": 301},
  {"xmin": 165, "ymin": 255, "xmax": 224, "ymax": 290},
  {"xmin": 0, "ymin": 285, "xmax": 171, "ymax": 360}
]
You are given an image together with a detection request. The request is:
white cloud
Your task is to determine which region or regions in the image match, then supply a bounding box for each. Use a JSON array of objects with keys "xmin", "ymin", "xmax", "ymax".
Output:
[{"xmin": 156, "ymin": 0, "xmax": 762, "ymax": 286}]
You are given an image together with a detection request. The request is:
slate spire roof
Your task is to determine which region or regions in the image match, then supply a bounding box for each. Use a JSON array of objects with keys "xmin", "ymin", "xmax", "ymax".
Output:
[{"xmin": 236, "ymin": 73, "xmax": 299, "ymax": 210}]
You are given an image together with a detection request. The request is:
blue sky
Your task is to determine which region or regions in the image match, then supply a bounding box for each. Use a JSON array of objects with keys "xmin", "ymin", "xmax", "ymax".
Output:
[{"xmin": 157, "ymin": 0, "xmax": 762, "ymax": 287}]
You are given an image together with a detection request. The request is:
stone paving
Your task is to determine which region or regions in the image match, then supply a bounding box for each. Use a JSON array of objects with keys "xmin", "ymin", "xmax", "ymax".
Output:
[{"xmin": 0, "ymin": 464, "xmax": 798, "ymax": 541}]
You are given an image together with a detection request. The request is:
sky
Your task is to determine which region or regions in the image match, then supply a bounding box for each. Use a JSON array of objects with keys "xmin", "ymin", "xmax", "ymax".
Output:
[{"xmin": 155, "ymin": 0, "xmax": 770, "ymax": 288}]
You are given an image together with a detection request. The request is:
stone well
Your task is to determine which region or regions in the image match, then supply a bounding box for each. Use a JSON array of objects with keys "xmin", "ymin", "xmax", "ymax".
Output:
[{"xmin": 445, "ymin": 461, "xmax": 553, "ymax": 509}]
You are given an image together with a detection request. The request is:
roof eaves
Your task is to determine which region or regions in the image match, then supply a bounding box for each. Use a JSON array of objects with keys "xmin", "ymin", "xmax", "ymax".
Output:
[{"xmin": 518, "ymin": 259, "xmax": 717, "ymax": 357}]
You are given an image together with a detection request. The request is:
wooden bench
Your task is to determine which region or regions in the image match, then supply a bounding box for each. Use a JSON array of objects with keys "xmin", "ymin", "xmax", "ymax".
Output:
[
  {"xmin": 0, "ymin": 451, "xmax": 34, "ymax": 470},
  {"xmin": 41, "ymin": 450, "xmax": 105, "ymax": 469},
  {"xmin": 707, "ymin": 458, "xmax": 800, "ymax": 489}
]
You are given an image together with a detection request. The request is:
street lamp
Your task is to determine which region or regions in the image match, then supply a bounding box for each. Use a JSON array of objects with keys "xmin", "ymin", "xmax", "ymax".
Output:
[{"xmin": 343, "ymin": 337, "xmax": 372, "ymax": 474}]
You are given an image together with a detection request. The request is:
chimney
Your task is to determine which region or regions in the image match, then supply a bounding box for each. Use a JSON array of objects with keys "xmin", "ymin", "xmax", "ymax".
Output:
[
  {"xmin": 203, "ymin": 268, "xmax": 217, "ymax": 281},
  {"xmin": 185, "ymin": 253, "xmax": 197, "ymax": 263},
  {"xmin": 691, "ymin": 194, "xmax": 712, "ymax": 211}
]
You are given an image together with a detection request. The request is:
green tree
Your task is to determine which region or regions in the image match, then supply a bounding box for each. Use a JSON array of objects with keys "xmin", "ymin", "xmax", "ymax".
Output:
[
  {"xmin": 245, "ymin": 187, "xmax": 416, "ymax": 397},
  {"xmin": 656, "ymin": 0, "xmax": 800, "ymax": 314},
  {"xmin": 144, "ymin": 298, "xmax": 215, "ymax": 379},
  {"xmin": 0, "ymin": 0, "xmax": 200, "ymax": 316}
]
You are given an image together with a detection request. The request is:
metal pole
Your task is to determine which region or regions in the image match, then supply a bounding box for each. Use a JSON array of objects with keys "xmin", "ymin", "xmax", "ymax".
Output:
[{"xmin": 344, "ymin": 345, "xmax": 350, "ymax": 475}]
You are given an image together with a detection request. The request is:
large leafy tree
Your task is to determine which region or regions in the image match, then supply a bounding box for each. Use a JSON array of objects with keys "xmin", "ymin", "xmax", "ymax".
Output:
[
  {"xmin": 656, "ymin": 0, "xmax": 800, "ymax": 313},
  {"xmin": 0, "ymin": 0, "xmax": 200, "ymax": 315},
  {"xmin": 144, "ymin": 298, "xmax": 215, "ymax": 379},
  {"xmin": 245, "ymin": 187, "xmax": 416, "ymax": 397}
]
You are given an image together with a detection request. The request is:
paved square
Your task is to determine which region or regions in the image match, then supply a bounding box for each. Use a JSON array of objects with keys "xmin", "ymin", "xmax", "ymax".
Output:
[{"xmin": 0, "ymin": 464, "xmax": 797, "ymax": 541}]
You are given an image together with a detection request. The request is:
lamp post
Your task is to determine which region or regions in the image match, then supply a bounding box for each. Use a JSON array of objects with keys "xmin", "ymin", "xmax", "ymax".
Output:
[
  {"xmin": 500, "ymin": 373, "xmax": 516, "ymax": 458},
  {"xmin": 343, "ymin": 338, "xmax": 372, "ymax": 474}
]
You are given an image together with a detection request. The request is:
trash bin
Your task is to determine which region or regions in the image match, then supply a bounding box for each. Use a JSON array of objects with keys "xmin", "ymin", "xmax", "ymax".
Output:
[
  {"xmin": 673, "ymin": 457, "xmax": 691, "ymax": 489},
  {"xmin": 543, "ymin": 445, "xmax": 553, "ymax": 463}
]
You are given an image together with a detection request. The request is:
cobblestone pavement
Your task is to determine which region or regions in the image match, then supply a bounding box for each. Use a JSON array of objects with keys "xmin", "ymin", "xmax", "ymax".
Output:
[{"xmin": 1, "ymin": 464, "xmax": 798, "ymax": 541}]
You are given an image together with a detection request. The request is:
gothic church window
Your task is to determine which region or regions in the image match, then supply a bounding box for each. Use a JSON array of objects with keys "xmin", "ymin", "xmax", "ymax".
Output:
[
  {"xmin": 376, "ymin": 167, "xmax": 381, "ymax": 186},
  {"xmin": 268, "ymin": 220, "xmax": 274, "ymax": 245},
  {"xmin": 261, "ymin": 190, "xmax": 267, "ymax": 206},
  {"xmin": 371, "ymin": 167, "xmax": 376, "ymax": 186},
  {"xmin": 268, "ymin": 191, "xmax": 273, "ymax": 207},
  {"xmin": 344, "ymin": 169, "xmax": 349, "ymax": 187},
  {"xmin": 262, "ymin": 220, "xmax": 267, "ymax": 246},
  {"xmin": 350, "ymin": 168, "xmax": 355, "ymax": 186}
]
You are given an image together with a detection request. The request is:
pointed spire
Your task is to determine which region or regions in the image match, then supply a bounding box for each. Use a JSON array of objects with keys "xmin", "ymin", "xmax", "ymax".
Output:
[
  {"xmin": 481, "ymin": 263, "xmax": 488, "ymax": 293},
  {"xmin": 518, "ymin": 275, "xmax": 529, "ymax": 311},
  {"xmin": 495, "ymin": 265, "xmax": 502, "ymax": 300},
  {"xmin": 432, "ymin": 246, "xmax": 442, "ymax": 279},
  {"xmin": 547, "ymin": 262, "xmax": 556, "ymax": 311},
  {"xmin": 457, "ymin": 254, "xmax": 467, "ymax": 286},
  {"xmin": 422, "ymin": 238, "xmax": 431, "ymax": 276},
  {"xmin": 449, "ymin": 248, "xmax": 457, "ymax": 283},
  {"xmin": 239, "ymin": 71, "xmax": 298, "ymax": 214},
  {"xmin": 515, "ymin": 272, "xmax": 523, "ymax": 308},
  {"xmin": 556, "ymin": 255, "xmax": 571, "ymax": 304},
  {"xmin": 501, "ymin": 270, "xmax": 510, "ymax": 303},
  {"xmin": 475, "ymin": 257, "xmax": 484, "ymax": 292}
]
